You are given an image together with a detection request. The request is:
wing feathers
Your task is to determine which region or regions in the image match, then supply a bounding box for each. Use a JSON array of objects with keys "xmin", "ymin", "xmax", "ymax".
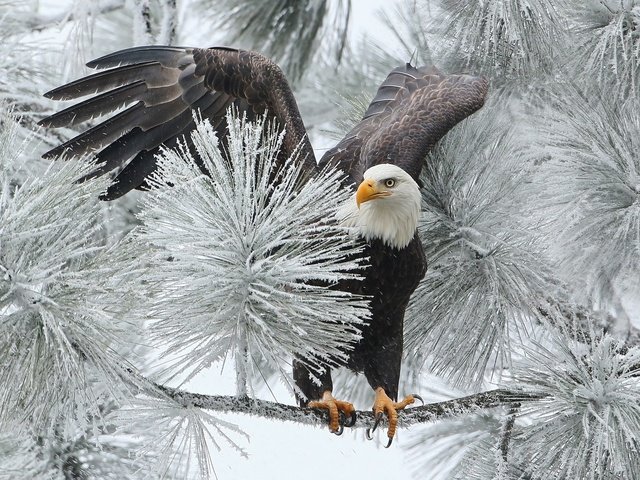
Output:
[
  {"xmin": 43, "ymin": 62, "xmax": 177, "ymax": 100},
  {"xmin": 362, "ymin": 72, "xmax": 489, "ymax": 181},
  {"xmin": 40, "ymin": 45, "xmax": 316, "ymax": 198},
  {"xmin": 77, "ymin": 128, "xmax": 144, "ymax": 182},
  {"xmin": 102, "ymin": 151, "xmax": 159, "ymax": 200},
  {"xmin": 86, "ymin": 46, "xmax": 189, "ymax": 68},
  {"xmin": 320, "ymin": 63, "xmax": 488, "ymax": 184},
  {"xmin": 40, "ymin": 82, "xmax": 147, "ymax": 127},
  {"xmin": 42, "ymin": 102, "xmax": 146, "ymax": 158}
]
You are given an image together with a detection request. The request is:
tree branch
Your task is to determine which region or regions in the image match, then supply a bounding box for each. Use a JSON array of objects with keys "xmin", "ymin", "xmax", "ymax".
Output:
[
  {"xmin": 149, "ymin": 381, "xmax": 544, "ymax": 430},
  {"xmin": 499, "ymin": 403, "xmax": 520, "ymax": 461},
  {"xmin": 538, "ymin": 297, "xmax": 640, "ymax": 349}
]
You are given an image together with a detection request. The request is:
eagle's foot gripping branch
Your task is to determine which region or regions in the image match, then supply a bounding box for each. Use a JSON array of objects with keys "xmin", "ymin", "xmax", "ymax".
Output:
[
  {"xmin": 366, "ymin": 387, "xmax": 423, "ymax": 447},
  {"xmin": 308, "ymin": 390, "xmax": 356, "ymax": 435}
]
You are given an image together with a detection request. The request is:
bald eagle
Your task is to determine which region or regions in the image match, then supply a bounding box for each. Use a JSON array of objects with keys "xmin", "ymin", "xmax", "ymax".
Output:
[{"xmin": 38, "ymin": 46, "xmax": 488, "ymax": 445}]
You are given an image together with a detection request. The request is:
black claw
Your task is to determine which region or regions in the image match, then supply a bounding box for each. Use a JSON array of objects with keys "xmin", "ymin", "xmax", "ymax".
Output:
[
  {"xmin": 385, "ymin": 437, "xmax": 393, "ymax": 448},
  {"xmin": 343, "ymin": 410, "xmax": 357, "ymax": 428},
  {"xmin": 373, "ymin": 412, "xmax": 384, "ymax": 432},
  {"xmin": 367, "ymin": 412, "xmax": 384, "ymax": 439},
  {"xmin": 375, "ymin": 411, "xmax": 384, "ymax": 425},
  {"xmin": 412, "ymin": 394, "xmax": 424, "ymax": 405},
  {"xmin": 333, "ymin": 423, "xmax": 344, "ymax": 436}
]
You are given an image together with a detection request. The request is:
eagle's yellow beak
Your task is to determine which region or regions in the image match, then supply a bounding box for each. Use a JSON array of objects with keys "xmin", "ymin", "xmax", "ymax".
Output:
[{"xmin": 356, "ymin": 178, "xmax": 390, "ymax": 208}]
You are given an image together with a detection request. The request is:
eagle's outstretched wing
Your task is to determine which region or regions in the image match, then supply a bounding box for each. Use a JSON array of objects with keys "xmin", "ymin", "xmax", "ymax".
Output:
[
  {"xmin": 320, "ymin": 64, "xmax": 489, "ymax": 183},
  {"xmin": 39, "ymin": 46, "xmax": 316, "ymax": 199}
]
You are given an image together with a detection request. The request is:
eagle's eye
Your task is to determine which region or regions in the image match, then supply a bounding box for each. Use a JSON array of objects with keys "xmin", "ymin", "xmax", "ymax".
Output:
[{"xmin": 384, "ymin": 178, "xmax": 396, "ymax": 188}]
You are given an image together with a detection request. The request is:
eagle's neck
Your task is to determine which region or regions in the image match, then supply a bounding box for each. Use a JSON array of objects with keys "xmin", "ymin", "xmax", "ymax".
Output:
[{"xmin": 338, "ymin": 195, "xmax": 419, "ymax": 250}]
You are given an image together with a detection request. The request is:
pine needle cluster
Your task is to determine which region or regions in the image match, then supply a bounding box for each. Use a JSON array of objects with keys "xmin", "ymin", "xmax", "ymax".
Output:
[
  {"xmin": 0, "ymin": 110, "xmax": 135, "ymax": 440},
  {"xmin": 514, "ymin": 334, "xmax": 640, "ymax": 479},
  {"xmin": 117, "ymin": 111, "xmax": 368, "ymax": 394}
]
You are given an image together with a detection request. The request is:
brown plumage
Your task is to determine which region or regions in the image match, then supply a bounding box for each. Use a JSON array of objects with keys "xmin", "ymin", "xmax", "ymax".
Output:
[
  {"xmin": 39, "ymin": 47, "xmax": 317, "ymax": 198},
  {"xmin": 322, "ymin": 64, "xmax": 488, "ymax": 183},
  {"xmin": 39, "ymin": 46, "xmax": 488, "ymax": 442}
]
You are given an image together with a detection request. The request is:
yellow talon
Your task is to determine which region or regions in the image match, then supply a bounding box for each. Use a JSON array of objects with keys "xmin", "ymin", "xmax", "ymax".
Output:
[
  {"xmin": 368, "ymin": 387, "xmax": 418, "ymax": 447},
  {"xmin": 308, "ymin": 390, "xmax": 356, "ymax": 434}
]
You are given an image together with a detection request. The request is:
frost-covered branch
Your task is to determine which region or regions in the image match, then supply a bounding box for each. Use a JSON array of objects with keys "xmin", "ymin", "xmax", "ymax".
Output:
[
  {"xmin": 567, "ymin": 1, "xmax": 640, "ymax": 98},
  {"xmin": 537, "ymin": 296, "xmax": 640, "ymax": 349},
  {"xmin": 197, "ymin": 0, "xmax": 352, "ymax": 82},
  {"xmin": 132, "ymin": 0, "xmax": 153, "ymax": 43},
  {"xmin": 158, "ymin": 0, "xmax": 177, "ymax": 45},
  {"xmin": 512, "ymin": 334, "xmax": 640, "ymax": 479},
  {"xmin": 145, "ymin": 380, "xmax": 544, "ymax": 429},
  {"xmin": 435, "ymin": 0, "xmax": 565, "ymax": 80},
  {"xmin": 0, "ymin": 109, "xmax": 139, "ymax": 439},
  {"xmin": 498, "ymin": 404, "xmax": 519, "ymax": 462}
]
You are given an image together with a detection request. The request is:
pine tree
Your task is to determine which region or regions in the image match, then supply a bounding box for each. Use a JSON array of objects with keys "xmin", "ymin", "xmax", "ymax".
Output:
[{"xmin": 1, "ymin": 1, "xmax": 639, "ymax": 479}]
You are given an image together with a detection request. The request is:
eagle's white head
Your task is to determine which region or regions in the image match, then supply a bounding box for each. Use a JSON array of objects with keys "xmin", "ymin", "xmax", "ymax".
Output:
[{"xmin": 338, "ymin": 163, "xmax": 421, "ymax": 250}]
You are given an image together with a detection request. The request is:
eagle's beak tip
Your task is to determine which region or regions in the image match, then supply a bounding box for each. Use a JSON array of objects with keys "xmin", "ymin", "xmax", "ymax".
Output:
[{"xmin": 356, "ymin": 179, "xmax": 377, "ymax": 207}]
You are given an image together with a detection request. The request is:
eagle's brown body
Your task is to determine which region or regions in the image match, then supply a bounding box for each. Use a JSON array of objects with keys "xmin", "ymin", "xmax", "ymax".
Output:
[{"xmin": 294, "ymin": 235, "xmax": 427, "ymax": 403}]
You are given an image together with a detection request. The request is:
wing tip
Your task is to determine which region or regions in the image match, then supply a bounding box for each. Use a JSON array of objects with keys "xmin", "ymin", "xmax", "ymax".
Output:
[
  {"xmin": 99, "ymin": 184, "xmax": 126, "ymax": 201},
  {"xmin": 43, "ymin": 86, "xmax": 70, "ymax": 101},
  {"xmin": 41, "ymin": 145, "xmax": 66, "ymax": 159}
]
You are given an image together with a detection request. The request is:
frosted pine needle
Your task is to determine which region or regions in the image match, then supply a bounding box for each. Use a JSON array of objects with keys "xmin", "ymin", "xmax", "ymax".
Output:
[
  {"xmin": 127, "ymin": 111, "xmax": 368, "ymax": 393},
  {"xmin": 0, "ymin": 108, "xmax": 136, "ymax": 437},
  {"xmin": 569, "ymin": 1, "xmax": 640, "ymax": 98},
  {"xmin": 405, "ymin": 109, "xmax": 554, "ymax": 386},
  {"xmin": 109, "ymin": 394, "xmax": 248, "ymax": 479},
  {"xmin": 514, "ymin": 334, "xmax": 640, "ymax": 479},
  {"xmin": 437, "ymin": 0, "xmax": 564, "ymax": 79},
  {"xmin": 537, "ymin": 92, "xmax": 640, "ymax": 297},
  {"xmin": 407, "ymin": 413, "xmax": 500, "ymax": 480}
]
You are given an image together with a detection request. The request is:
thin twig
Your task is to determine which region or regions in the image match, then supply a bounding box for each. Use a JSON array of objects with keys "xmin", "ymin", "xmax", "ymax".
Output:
[
  {"xmin": 499, "ymin": 403, "xmax": 520, "ymax": 461},
  {"xmin": 537, "ymin": 297, "xmax": 640, "ymax": 349}
]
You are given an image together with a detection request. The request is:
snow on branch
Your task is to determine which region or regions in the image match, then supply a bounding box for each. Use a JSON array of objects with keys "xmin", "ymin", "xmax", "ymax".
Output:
[
  {"xmin": 436, "ymin": 0, "xmax": 564, "ymax": 79},
  {"xmin": 143, "ymin": 378, "xmax": 544, "ymax": 430},
  {"xmin": 537, "ymin": 295, "xmax": 640, "ymax": 349},
  {"xmin": 567, "ymin": 1, "xmax": 640, "ymax": 98},
  {"xmin": 199, "ymin": 0, "xmax": 352, "ymax": 82},
  {"xmin": 0, "ymin": 108, "xmax": 138, "ymax": 438},
  {"xmin": 536, "ymin": 91, "xmax": 640, "ymax": 304}
]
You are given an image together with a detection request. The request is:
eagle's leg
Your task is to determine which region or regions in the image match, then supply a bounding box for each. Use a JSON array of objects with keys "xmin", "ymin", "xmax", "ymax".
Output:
[
  {"xmin": 308, "ymin": 390, "xmax": 356, "ymax": 435},
  {"xmin": 367, "ymin": 387, "xmax": 422, "ymax": 447}
]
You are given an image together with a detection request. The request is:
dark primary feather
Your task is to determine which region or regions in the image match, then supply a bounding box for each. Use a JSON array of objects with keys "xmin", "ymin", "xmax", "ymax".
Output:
[{"xmin": 38, "ymin": 46, "xmax": 317, "ymax": 199}]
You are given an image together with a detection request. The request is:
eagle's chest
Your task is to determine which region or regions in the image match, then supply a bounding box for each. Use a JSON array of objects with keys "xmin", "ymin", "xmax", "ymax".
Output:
[
  {"xmin": 361, "ymin": 235, "xmax": 426, "ymax": 314},
  {"xmin": 345, "ymin": 234, "xmax": 426, "ymax": 372}
]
